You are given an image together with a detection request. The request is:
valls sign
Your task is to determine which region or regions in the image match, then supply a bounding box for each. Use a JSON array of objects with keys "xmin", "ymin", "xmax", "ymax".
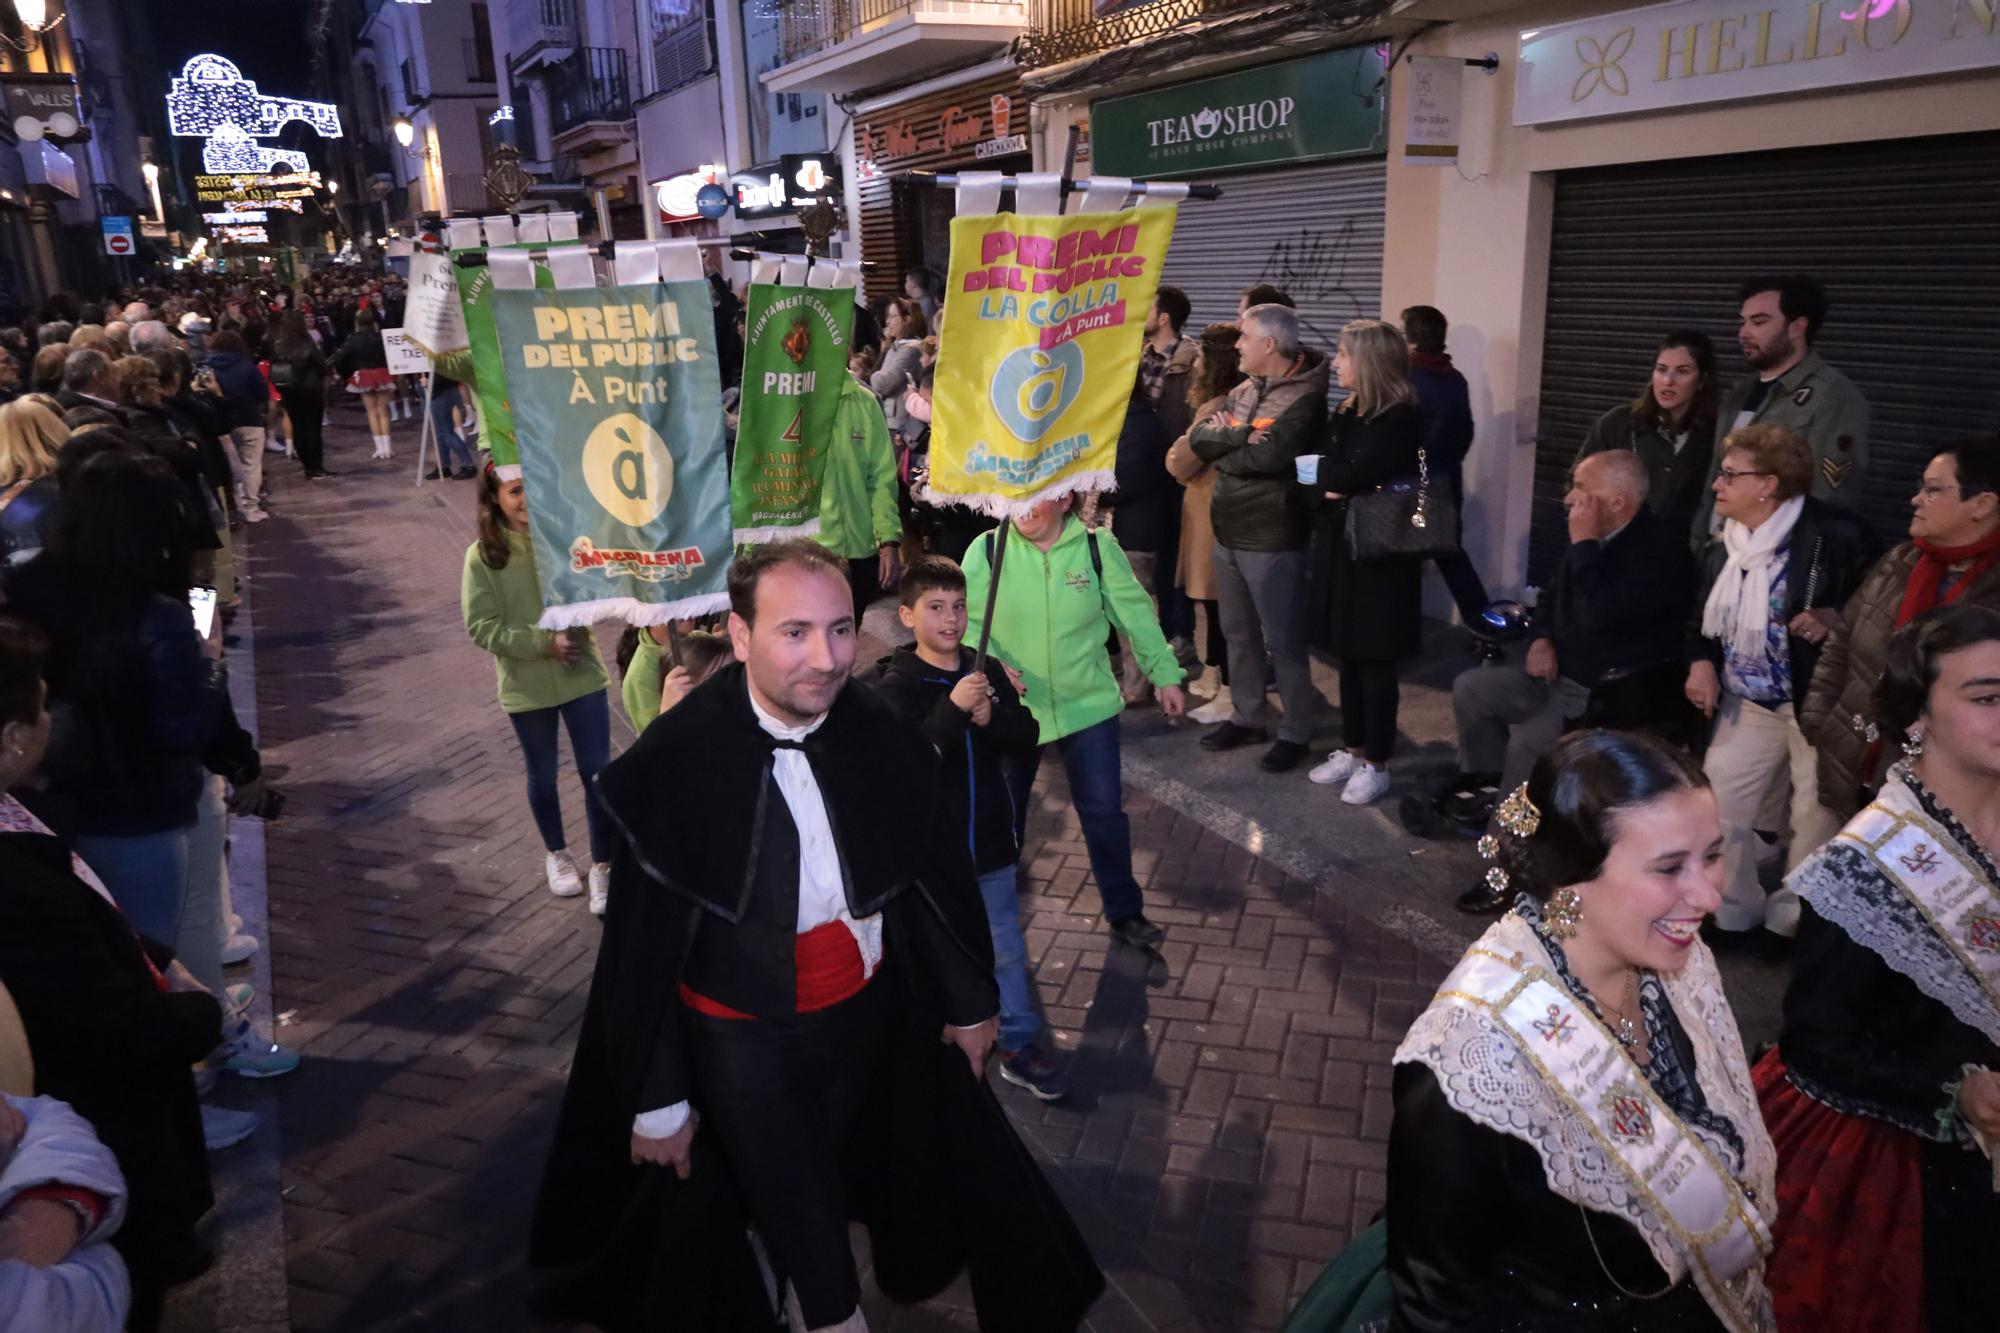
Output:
[
  {"xmin": 1515, "ymin": 0, "xmax": 2000, "ymax": 126},
  {"xmin": 1091, "ymin": 45, "xmax": 1387, "ymax": 178}
]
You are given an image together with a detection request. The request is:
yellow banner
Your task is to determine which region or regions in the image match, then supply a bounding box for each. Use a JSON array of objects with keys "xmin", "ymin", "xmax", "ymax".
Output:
[{"xmin": 928, "ymin": 204, "xmax": 1178, "ymax": 514}]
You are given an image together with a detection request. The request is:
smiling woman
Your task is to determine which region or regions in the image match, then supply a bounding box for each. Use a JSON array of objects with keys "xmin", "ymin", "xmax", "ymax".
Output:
[{"xmin": 1283, "ymin": 729, "xmax": 1779, "ymax": 1333}]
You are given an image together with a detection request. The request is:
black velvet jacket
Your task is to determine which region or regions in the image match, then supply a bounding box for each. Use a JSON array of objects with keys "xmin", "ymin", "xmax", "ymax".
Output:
[{"xmin": 528, "ymin": 665, "xmax": 1102, "ymax": 1332}]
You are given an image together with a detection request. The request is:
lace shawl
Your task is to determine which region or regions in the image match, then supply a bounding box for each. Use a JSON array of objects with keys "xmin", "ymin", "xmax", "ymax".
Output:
[
  {"xmin": 1789, "ymin": 766, "xmax": 2000, "ymax": 1048},
  {"xmin": 1396, "ymin": 913, "xmax": 1778, "ymax": 1325}
]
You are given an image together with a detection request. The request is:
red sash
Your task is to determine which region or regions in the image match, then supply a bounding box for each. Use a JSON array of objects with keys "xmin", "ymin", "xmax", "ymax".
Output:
[{"xmin": 679, "ymin": 920, "xmax": 870, "ymax": 1020}]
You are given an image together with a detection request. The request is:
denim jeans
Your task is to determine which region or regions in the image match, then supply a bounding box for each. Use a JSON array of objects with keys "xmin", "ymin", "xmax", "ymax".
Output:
[
  {"xmin": 507, "ymin": 691, "xmax": 615, "ymax": 864},
  {"xmin": 75, "ymin": 824, "xmax": 195, "ymax": 949},
  {"xmin": 978, "ymin": 865, "xmax": 1042, "ymax": 1052},
  {"xmin": 430, "ymin": 382, "xmax": 476, "ymax": 472},
  {"xmin": 1005, "ymin": 714, "xmax": 1145, "ymax": 923}
]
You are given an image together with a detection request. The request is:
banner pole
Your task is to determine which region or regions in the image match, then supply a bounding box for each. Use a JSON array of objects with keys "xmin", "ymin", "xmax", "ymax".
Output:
[
  {"xmin": 971, "ymin": 518, "xmax": 1011, "ymax": 677},
  {"xmin": 413, "ymin": 369, "xmax": 436, "ymax": 487}
]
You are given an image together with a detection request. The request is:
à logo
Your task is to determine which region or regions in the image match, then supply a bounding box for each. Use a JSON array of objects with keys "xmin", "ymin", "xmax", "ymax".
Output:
[{"xmin": 989, "ymin": 341, "xmax": 1084, "ymax": 444}]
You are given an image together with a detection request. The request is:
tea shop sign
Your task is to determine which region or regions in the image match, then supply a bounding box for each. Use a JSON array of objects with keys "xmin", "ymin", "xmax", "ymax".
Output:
[{"xmin": 1516, "ymin": 0, "xmax": 2000, "ymax": 126}]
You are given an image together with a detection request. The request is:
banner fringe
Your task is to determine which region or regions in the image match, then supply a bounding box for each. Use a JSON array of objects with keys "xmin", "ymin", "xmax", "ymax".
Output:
[
  {"xmin": 536, "ymin": 592, "xmax": 732, "ymax": 631},
  {"xmin": 732, "ymin": 520, "xmax": 823, "ymax": 546},
  {"xmin": 919, "ymin": 471, "xmax": 1119, "ymax": 521}
]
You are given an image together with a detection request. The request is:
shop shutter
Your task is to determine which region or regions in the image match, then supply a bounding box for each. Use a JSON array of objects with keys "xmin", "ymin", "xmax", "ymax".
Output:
[
  {"xmin": 1529, "ymin": 131, "xmax": 2000, "ymax": 586},
  {"xmin": 1155, "ymin": 157, "xmax": 1386, "ymax": 361}
]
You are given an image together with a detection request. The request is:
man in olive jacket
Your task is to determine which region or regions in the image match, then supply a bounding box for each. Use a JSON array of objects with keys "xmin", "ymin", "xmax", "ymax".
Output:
[{"xmin": 1187, "ymin": 303, "xmax": 1328, "ymax": 772}]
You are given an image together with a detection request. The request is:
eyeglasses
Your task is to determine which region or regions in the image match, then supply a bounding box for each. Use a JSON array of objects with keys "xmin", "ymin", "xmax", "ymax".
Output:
[{"xmin": 1715, "ymin": 468, "xmax": 1769, "ymax": 483}]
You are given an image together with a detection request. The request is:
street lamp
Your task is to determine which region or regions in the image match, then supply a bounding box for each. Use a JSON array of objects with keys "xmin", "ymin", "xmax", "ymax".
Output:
[
  {"xmin": 2, "ymin": 0, "xmax": 64, "ymax": 52},
  {"xmin": 393, "ymin": 116, "xmax": 415, "ymax": 150},
  {"xmin": 140, "ymin": 161, "xmax": 165, "ymax": 225}
]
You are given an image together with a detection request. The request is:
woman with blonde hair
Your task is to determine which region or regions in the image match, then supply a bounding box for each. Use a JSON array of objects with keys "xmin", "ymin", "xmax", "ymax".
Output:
[
  {"xmin": 1304, "ymin": 317, "xmax": 1424, "ymax": 805},
  {"xmin": 0, "ymin": 397, "xmax": 69, "ymax": 567},
  {"xmin": 1164, "ymin": 322, "xmax": 1247, "ymax": 723},
  {"xmin": 1685, "ymin": 423, "xmax": 1875, "ymax": 941}
]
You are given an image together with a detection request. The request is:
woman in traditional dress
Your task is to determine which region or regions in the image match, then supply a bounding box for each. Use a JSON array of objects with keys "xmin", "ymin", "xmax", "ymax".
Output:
[
  {"xmin": 1755, "ymin": 603, "xmax": 2000, "ymax": 1333},
  {"xmin": 1285, "ymin": 729, "xmax": 1777, "ymax": 1332}
]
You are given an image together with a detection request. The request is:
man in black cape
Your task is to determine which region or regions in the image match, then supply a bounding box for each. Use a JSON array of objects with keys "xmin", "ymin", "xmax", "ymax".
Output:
[{"xmin": 528, "ymin": 541, "xmax": 1103, "ymax": 1332}]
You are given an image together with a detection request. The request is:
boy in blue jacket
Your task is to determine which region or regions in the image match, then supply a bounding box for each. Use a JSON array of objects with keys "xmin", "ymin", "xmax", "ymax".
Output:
[{"xmin": 874, "ymin": 557, "xmax": 1068, "ymax": 1101}]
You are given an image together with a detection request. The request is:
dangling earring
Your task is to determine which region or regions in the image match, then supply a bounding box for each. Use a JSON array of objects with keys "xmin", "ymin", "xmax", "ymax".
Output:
[
  {"xmin": 1544, "ymin": 885, "xmax": 1584, "ymax": 941},
  {"xmin": 1903, "ymin": 727, "xmax": 1926, "ymax": 760}
]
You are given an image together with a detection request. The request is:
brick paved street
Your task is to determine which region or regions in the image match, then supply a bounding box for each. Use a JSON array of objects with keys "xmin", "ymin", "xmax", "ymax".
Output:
[{"xmin": 202, "ymin": 408, "xmax": 1446, "ymax": 1332}]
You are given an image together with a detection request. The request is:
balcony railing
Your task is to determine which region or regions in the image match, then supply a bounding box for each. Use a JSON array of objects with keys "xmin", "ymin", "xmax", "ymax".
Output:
[
  {"xmin": 504, "ymin": 0, "xmax": 579, "ymax": 66},
  {"xmin": 779, "ymin": 0, "xmax": 1022, "ymax": 63},
  {"xmin": 548, "ymin": 47, "xmax": 631, "ymax": 136},
  {"xmin": 1017, "ymin": 0, "xmax": 1257, "ymax": 68}
]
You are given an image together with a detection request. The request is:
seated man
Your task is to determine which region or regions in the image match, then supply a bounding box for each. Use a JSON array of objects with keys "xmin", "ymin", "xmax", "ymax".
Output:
[{"xmin": 1450, "ymin": 449, "xmax": 1694, "ymax": 913}]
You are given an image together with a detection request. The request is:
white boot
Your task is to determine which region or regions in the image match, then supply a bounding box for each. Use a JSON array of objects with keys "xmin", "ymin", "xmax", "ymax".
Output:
[
  {"xmin": 1188, "ymin": 685, "xmax": 1234, "ymax": 725},
  {"xmin": 374, "ymin": 434, "xmax": 393, "ymax": 459}
]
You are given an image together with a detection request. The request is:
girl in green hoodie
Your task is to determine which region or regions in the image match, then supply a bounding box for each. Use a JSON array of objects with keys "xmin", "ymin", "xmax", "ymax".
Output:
[{"xmin": 460, "ymin": 469, "xmax": 615, "ymax": 913}]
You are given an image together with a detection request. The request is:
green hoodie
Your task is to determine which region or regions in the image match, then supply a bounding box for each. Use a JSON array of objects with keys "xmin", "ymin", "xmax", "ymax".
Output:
[
  {"xmin": 963, "ymin": 516, "xmax": 1184, "ymax": 744},
  {"xmin": 814, "ymin": 375, "xmax": 901, "ymax": 559},
  {"xmin": 461, "ymin": 530, "xmax": 608, "ymax": 714}
]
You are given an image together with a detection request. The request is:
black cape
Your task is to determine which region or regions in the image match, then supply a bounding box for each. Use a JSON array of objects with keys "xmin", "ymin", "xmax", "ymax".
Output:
[{"xmin": 527, "ymin": 664, "xmax": 1103, "ymax": 1331}]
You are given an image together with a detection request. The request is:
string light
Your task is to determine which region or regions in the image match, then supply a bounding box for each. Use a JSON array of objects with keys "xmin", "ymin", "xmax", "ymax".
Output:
[{"xmin": 166, "ymin": 55, "xmax": 342, "ymax": 139}]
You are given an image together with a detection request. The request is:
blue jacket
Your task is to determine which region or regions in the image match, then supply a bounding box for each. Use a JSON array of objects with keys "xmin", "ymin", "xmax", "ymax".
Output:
[
  {"xmin": 200, "ymin": 351, "xmax": 268, "ymax": 431},
  {"xmin": 1409, "ymin": 351, "xmax": 1474, "ymax": 488}
]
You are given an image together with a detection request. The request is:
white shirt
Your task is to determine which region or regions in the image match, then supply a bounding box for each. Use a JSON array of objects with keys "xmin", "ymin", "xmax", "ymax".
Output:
[{"xmin": 632, "ymin": 688, "xmax": 883, "ymax": 1140}]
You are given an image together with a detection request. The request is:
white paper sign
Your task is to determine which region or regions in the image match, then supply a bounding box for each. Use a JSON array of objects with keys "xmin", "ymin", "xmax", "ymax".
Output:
[
  {"xmin": 1404, "ymin": 56, "xmax": 1463, "ymax": 165},
  {"xmin": 382, "ymin": 328, "xmax": 430, "ymax": 375},
  {"xmin": 1515, "ymin": 0, "xmax": 2000, "ymax": 127},
  {"xmin": 401, "ymin": 247, "xmax": 469, "ymax": 358}
]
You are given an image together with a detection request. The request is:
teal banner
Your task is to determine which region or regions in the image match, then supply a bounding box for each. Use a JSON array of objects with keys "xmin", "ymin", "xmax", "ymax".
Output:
[{"xmin": 492, "ymin": 280, "xmax": 734, "ymax": 627}]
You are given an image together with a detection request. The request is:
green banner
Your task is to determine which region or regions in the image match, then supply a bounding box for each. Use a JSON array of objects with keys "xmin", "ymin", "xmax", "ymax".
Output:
[
  {"xmin": 492, "ymin": 280, "xmax": 734, "ymax": 627},
  {"xmin": 453, "ymin": 249, "xmax": 545, "ymax": 470},
  {"xmin": 1089, "ymin": 46, "xmax": 1387, "ymax": 179},
  {"xmin": 730, "ymin": 278, "xmax": 853, "ymax": 543}
]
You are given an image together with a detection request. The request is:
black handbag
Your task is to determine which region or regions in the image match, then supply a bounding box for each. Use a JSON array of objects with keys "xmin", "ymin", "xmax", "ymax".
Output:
[{"xmin": 1343, "ymin": 446, "xmax": 1462, "ymax": 562}]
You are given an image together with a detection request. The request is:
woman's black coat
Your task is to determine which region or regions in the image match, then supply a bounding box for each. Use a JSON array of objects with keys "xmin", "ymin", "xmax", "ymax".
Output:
[
  {"xmin": 1307, "ymin": 401, "xmax": 1426, "ymax": 662},
  {"xmin": 0, "ymin": 822, "xmax": 219, "ymax": 1331}
]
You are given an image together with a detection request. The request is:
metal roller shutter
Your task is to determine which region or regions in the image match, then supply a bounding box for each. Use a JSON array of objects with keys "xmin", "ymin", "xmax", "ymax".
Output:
[
  {"xmin": 1155, "ymin": 157, "xmax": 1386, "ymax": 355},
  {"xmin": 1529, "ymin": 131, "xmax": 2000, "ymax": 586}
]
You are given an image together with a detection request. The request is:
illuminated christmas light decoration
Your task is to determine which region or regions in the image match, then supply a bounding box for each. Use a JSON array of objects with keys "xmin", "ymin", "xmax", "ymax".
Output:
[
  {"xmin": 166, "ymin": 55, "xmax": 342, "ymax": 139},
  {"xmin": 202, "ymin": 123, "xmax": 309, "ymax": 174},
  {"xmin": 488, "ymin": 105, "xmax": 514, "ymax": 126},
  {"xmin": 203, "ymin": 208, "xmax": 270, "ymax": 223},
  {"xmin": 216, "ymin": 224, "xmax": 270, "ymax": 244}
]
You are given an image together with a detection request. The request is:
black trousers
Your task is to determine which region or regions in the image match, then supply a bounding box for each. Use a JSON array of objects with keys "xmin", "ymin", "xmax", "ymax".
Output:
[
  {"xmin": 1339, "ymin": 658, "xmax": 1401, "ymax": 764},
  {"xmin": 280, "ymin": 391, "xmax": 325, "ymax": 473},
  {"xmin": 689, "ymin": 982, "xmax": 888, "ymax": 1327},
  {"xmin": 847, "ymin": 555, "xmax": 883, "ymax": 621}
]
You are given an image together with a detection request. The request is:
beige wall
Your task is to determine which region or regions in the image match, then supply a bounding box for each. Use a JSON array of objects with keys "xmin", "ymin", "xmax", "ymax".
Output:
[{"xmin": 1384, "ymin": 0, "xmax": 2000, "ymax": 600}]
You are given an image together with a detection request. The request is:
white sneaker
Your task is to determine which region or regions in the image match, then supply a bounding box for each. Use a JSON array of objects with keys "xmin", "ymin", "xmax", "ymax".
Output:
[
  {"xmin": 201, "ymin": 1104, "xmax": 259, "ymax": 1151},
  {"xmin": 546, "ymin": 851, "xmax": 584, "ymax": 898},
  {"xmin": 242, "ymin": 507, "xmax": 268, "ymax": 524},
  {"xmin": 587, "ymin": 863, "xmax": 611, "ymax": 916},
  {"xmin": 265, "ymin": 438, "xmax": 288, "ymax": 453},
  {"xmin": 220, "ymin": 932, "xmax": 259, "ymax": 965},
  {"xmin": 1187, "ymin": 687, "xmax": 1234, "ymax": 725},
  {"xmin": 1309, "ymin": 751, "xmax": 1361, "ymax": 786},
  {"xmin": 1341, "ymin": 763, "xmax": 1392, "ymax": 806}
]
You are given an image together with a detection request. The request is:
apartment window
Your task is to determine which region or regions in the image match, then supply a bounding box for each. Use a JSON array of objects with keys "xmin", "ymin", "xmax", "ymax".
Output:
[
  {"xmin": 649, "ymin": 1, "xmax": 712, "ymax": 98},
  {"xmin": 467, "ymin": 4, "xmax": 497, "ymax": 83}
]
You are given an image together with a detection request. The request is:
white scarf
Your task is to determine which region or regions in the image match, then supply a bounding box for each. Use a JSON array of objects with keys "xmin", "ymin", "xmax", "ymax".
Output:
[{"xmin": 1701, "ymin": 496, "xmax": 1804, "ymax": 662}]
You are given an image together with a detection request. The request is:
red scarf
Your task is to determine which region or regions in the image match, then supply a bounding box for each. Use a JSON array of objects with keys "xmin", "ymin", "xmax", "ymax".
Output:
[{"xmin": 1894, "ymin": 529, "xmax": 2000, "ymax": 628}]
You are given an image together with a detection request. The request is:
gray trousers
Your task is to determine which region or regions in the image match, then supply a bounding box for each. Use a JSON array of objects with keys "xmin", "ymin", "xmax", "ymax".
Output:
[
  {"xmin": 1452, "ymin": 662, "xmax": 1591, "ymax": 794},
  {"xmin": 1212, "ymin": 543, "xmax": 1315, "ymax": 744}
]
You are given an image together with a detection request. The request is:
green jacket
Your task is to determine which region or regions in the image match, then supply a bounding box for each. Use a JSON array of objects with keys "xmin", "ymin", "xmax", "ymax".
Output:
[
  {"xmin": 1692, "ymin": 349, "xmax": 1870, "ymax": 542},
  {"xmin": 461, "ymin": 531, "xmax": 607, "ymax": 714},
  {"xmin": 622, "ymin": 634, "xmax": 665, "ymax": 733},
  {"xmin": 963, "ymin": 516, "xmax": 1184, "ymax": 744},
  {"xmin": 814, "ymin": 376, "xmax": 901, "ymax": 559}
]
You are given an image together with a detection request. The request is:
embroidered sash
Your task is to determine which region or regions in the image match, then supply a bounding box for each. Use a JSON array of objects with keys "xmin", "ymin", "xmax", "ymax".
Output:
[
  {"xmin": 1799, "ymin": 774, "xmax": 2000, "ymax": 1045},
  {"xmin": 1397, "ymin": 916, "xmax": 1775, "ymax": 1333}
]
